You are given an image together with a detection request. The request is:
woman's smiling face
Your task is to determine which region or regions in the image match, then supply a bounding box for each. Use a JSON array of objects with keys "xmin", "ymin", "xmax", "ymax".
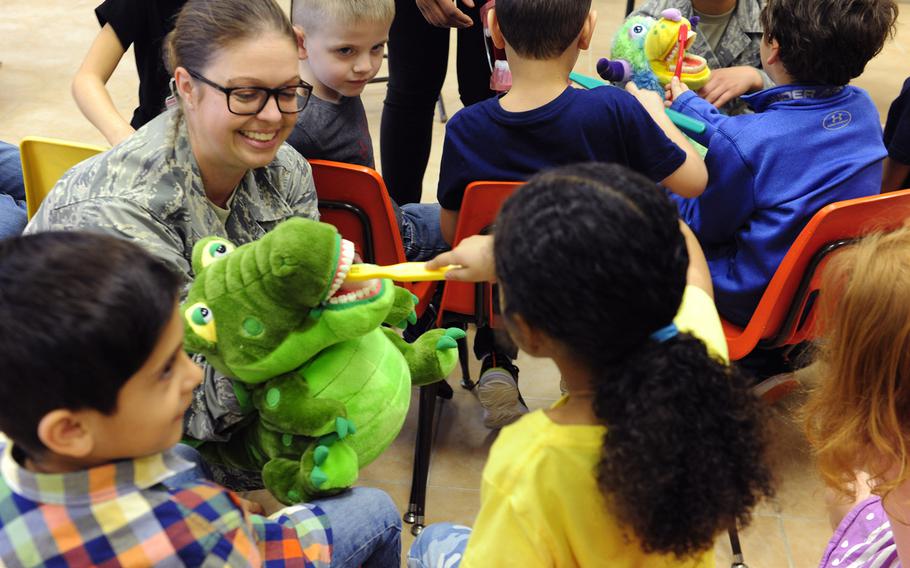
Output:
[{"xmin": 181, "ymin": 31, "xmax": 301, "ymax": 183}]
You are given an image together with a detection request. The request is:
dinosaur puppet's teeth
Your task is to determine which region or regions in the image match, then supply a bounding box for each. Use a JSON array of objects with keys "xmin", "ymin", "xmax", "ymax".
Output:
[
  {"xmin": 325, "ymin": 239, "xmax": 356, "ymax": 301},
  {"xmin": 324, "ymin": 278, "xmax": 382, "ymax": 305}
]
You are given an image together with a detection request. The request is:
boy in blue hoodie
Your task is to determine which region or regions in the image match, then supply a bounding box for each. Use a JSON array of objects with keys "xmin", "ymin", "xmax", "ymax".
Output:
[{"xmin": 667, "ymin": 0, "xmax": 897, "ymax": 326}]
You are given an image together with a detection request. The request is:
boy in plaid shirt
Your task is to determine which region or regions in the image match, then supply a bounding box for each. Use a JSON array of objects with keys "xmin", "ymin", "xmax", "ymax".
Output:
[{"xmin": 0, "ymin": 232, "xmax": 400, "ymax": 567}]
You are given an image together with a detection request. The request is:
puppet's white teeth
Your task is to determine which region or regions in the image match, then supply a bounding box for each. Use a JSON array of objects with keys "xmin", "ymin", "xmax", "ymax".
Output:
[
  {"xmin": 324, "ymin": 279, "xmax": 382, "ymax": 305},
  {"xmin": 325, "ymin": 240, "xmax": 356, "ymax": 301}
]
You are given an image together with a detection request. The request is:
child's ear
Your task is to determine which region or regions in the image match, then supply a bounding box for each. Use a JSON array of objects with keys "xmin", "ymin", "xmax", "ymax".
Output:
[
  {"xmin": 578, "ymin": 9, "xmax": 598, "ymax": 50},
  {"xmin": 504, "ymin": 312, "xmax": 552, "ymax": 357},
  {"xmin": 294, "ymin": 25, "xmax": 308, "ymax": 60},
  {"xmin": 764, "ymin": 37, "xmax": 781, "ymax": 65},
  {"xmin": 173, "ymin": 67, "xmax": 197, "ymax": 109},
  {"xmin": 489, "ymin": 8, "xmax": 506, "ymax": 50},
  {"xmin": 36, "ymin": 410, "xmax": 95, "ymax": 459}
]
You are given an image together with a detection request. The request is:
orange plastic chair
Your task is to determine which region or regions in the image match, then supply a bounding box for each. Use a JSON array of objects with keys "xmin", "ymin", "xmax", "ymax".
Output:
[
  {"xmin": 19, "ymin": 137, "xmax": 107, "ymax": 218},
  {"xmin": 723, "ymin": 188, "xmax": 910, "ymax": 361},
  {"xmin": 308, "ymin": 159, "xmax": 438, "ymax": 316},
  {"xmin": 435, "ymin": 181, "xmax": 523, "ymax": 385}
]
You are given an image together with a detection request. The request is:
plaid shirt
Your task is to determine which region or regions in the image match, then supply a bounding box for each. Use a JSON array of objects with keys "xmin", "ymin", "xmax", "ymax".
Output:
[{"xmin": 0, "ymin": 442, "xmax": 332, "ymax": 567}]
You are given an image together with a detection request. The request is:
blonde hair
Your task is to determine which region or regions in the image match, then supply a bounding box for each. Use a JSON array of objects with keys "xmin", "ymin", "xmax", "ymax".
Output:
[
  {"xmin": 291, "ymin": 0, "xmax": 395, "ymax": 30},
  {"xmin": 804, "ymin": 226, "xmax": 910, "ymax": 499}
]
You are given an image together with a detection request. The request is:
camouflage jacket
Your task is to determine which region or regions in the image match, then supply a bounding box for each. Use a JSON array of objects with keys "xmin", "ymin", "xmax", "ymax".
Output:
[
  {"xmin": 25, "ymin": 109, "xmax": 319, "ymax": 455},
  {"xmin": 25, "ymin": 108, "xmax": 318, "ymax": 282},
  {"xmin": 631, "ymin": 0, "xmax": 772, "ymax": 114}
]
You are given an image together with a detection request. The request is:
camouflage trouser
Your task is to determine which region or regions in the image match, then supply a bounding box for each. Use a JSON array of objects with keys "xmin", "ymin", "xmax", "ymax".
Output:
[
  {"xmin": 184, "ymin": 359, "xmax": 264, "ymax": 491},
  {"xmin": 407, "ymin": 523, "xmax": 471, "ymax": 568}
]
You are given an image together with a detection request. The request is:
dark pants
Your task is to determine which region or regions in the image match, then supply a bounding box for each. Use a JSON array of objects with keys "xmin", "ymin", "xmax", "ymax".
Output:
[
  {"xmin": 381, "ymin": 0, "xmax": 494, "ymax": 205},
  {"xmin": 734, "ymin": 342, "xmax": 812, "ymax": 383},
  {"xmin": 473, "ymin": 324, "xmax": 518, "ymax": 362}
]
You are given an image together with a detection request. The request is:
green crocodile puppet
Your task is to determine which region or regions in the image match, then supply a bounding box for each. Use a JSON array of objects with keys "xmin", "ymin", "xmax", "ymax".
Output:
[{"xmin": 181, "ymin": 217, "xmax": 462, "ymax": 504}]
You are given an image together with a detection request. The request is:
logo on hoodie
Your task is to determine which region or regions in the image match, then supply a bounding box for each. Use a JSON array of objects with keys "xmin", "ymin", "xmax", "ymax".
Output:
[{"xmin": 823, "ymin": 111, "xmax": 852, "ymax": 130}]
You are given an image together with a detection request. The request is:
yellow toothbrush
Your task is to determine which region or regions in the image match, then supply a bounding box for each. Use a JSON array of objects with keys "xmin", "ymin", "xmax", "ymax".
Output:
[{"xmin": 346, "ymin": 262, "xmax": 456, "ymax": 282}]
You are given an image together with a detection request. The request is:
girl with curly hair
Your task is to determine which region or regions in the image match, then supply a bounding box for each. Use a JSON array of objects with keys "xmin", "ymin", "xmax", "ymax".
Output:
[
  {"xmin": 408, "ymin": 162, "xmax": 774, "ymax": 567},
  {"xmin": 806, "ymin": 226, "xmax": 910, "ymax": 567}
]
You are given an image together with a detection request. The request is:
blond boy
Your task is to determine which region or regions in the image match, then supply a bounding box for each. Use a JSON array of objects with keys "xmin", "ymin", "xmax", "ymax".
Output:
[
  {"xmin": 288, "ymin": 0, "xmax": 450, "ymax": 262},
  {"xmin": 288, "ymin": 0, "xmax": 394, "ymax": 167}
]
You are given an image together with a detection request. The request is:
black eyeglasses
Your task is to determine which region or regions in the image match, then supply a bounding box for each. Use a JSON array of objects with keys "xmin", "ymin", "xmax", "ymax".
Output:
[{"xmin": 186, "ymin": 69, "xmax": 312, "ymax": 115}]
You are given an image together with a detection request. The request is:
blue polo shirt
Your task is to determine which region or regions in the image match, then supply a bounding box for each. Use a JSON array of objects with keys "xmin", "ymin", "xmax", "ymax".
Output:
[
  {"xmin": 883, "ymin": 77, "xmax": 910, "ymax": 189},
  {"xmin": 437, "ymin": 85, "xmax": 687, "ymax": 210}
]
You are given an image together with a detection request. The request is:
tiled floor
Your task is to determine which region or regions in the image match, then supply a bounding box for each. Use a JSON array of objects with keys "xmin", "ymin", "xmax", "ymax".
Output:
[{"xmin": 3, "ymin": 1, "xmax": 910, "ymax": 566}]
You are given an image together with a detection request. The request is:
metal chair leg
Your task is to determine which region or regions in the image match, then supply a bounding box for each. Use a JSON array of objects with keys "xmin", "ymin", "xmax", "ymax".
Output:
[
  {"xmin": 405, "ymin": 383, "xmax": 442, "ymax": 535},
  {"xmin": 457, "ymin": 335, "xmax": 473, "ymax": 390},
  {"xmin": 729, "ymin": 527, "xmax": 748, "ymax": 568},
  {"xmin": 437, "ymin": 96, "xmax": 448, "ymax": 123}
]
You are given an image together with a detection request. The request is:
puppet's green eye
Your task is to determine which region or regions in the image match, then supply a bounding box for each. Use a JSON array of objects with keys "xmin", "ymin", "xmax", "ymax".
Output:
[
  {"xmin": 201, "ymin": 240, "xmax": 235, "ymax": 268},
  {"xmin": 209, "ymin": 243, "xmax": 229, "ymax": 256},
  {"xmin": 192, "ymin": 306, "xmax": 212, "ymax": 325},
  {"xmin": 185, "ymin": 302, "xmax": 217, "ymax": 342}
]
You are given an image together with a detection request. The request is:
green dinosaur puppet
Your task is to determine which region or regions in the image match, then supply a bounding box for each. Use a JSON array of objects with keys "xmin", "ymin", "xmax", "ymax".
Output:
[{"xmin": 182, "ymin": 217, "xmax": 462, "ymax": 504}]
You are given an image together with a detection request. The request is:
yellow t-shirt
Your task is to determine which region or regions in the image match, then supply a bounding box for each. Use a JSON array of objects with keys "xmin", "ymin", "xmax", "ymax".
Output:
[{"xmin": 460, "ymin": 286, "xmax": 725, "ymax": 568}]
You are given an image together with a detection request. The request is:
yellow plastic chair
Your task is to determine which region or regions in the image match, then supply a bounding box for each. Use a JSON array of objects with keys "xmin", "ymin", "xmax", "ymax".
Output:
[{"xmin": 19, "ymin": 137, "xmax": 108, "ymax": 218}]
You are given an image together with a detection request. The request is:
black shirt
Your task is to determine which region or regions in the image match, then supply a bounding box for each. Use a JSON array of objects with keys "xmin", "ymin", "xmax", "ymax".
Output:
[
  {"xmin": 95, "ymin": 0, "xmax": 186, "ymax": 129},
  {"xmin": 883, "ymin": 77, "xmax": 910, "ymax": 189}
]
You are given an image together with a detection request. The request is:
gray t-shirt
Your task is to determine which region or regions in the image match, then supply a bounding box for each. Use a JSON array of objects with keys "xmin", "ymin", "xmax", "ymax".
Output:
[
  {"xmin": 287, "ymin": 95, "xmax": 374, "ymax": 168},
  {"xmin": 694, "ymin": 6, "xmax": 735, "ymax": 53}
]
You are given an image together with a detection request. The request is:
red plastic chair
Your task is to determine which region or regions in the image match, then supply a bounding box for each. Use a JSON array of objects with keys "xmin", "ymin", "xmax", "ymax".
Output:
[
  {"xmin": 435, "ymin": 181, "xmax": 523, "ymax": 385},
  {"xmin": 309, "ymin": 159, "xmax": 459, "ymax": 536},
  {"xmin": 309, "ymin": 159, "xmax": 436, "ymax": 316},
  {"xmin": 723, "ymin": 188, "xmax": 910, "ymax": 361}
]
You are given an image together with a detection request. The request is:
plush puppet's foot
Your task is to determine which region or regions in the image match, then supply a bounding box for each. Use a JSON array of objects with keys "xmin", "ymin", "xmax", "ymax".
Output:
[
  {"xmin": 385, "ymin": 285, "xmax": 420, "ymax": 329},
  {"xmin": 435, "ymin": 327, "xmax": 466, "ymax": 351},
  {"xmin": 407, "ymin": 327, "xmax": 464, "ymax": 386},
  {"xmin": 262, "ymin": 435, "xmax": 359, "ymax": 505},
  {"xmin": 301, "ymin": 436, "xmax": 358, "ymax": 496},
  {"xmin": 262, "ymin": 457, "xmax": 311, "ymax": 505},
  {"xmin": 313, "ymin": 416, "xmax": 357, "ymax": 446}
]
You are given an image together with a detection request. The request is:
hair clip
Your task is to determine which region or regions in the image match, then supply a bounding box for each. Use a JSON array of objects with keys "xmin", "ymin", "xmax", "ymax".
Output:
[
  {"xmin": 650, "ymin": 322, "xmax": 679, "ymax": 343},
  {"xmin": 165, "ymin": 78, "xmax": 178, "ymax": 109}
]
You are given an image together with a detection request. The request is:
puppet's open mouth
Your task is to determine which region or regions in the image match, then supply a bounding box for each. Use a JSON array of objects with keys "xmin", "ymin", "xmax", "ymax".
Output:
[
  {"xmin": 662, "ymin": 35, "xmax": 707, "ymax": 74},
  {"xmin": 323, "ymin": 239, "xmax": 382, "ymax": 306}
]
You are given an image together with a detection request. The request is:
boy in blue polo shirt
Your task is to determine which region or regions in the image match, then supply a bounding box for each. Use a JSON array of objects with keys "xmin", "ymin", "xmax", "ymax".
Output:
[
  {"xmin": 666, "ymin": 0, "xmax": 897, "ymax": 327},
  {"xmin": 436, "ymin": 0, "xmax": 706, "ymax": 429}
]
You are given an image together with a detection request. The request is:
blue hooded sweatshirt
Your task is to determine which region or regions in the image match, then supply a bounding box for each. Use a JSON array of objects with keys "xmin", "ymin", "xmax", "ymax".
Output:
[{"xmin": 670, "ymin": 84, "xmax": 885, "ymax": 326}]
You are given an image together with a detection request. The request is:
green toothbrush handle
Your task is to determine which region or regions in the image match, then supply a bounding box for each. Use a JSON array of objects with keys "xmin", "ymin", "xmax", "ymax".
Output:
[
  {"xmin": 665, "ymin": 108, "xmax": 706, "ymax": 135},
  {"xmin": 569, "ymin": 71, "xmax": 707, "ymax": 135}
]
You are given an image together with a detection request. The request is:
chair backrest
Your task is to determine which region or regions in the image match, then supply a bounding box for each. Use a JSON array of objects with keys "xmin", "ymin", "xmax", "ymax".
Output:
[
  {"xmin": 19, "ymin": 137, "xmax": 107, "ymax": 218},
  {"xmin": 309, "ymin": 159, "xmax": 436, "ymax": 315},
  {"xmin": 436, "ymin": 181, "xmax": 522, "ymax": 327},
  {"xmin": 309, "ymin": 159, "xmax": 405, "ymax": 266},
  {"xmin": 724, "ymin": 188, "xmax": 910, "ymax": 360}
]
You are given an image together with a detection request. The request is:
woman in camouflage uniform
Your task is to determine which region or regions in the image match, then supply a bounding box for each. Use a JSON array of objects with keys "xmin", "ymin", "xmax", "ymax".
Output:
[
  {"xmin": 26, "ymin": 0, "xmax": 321, "ymax": 476},
  {"xmin": 28, "ymin": 0, "xmax": 317, "ymax": 281}
]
